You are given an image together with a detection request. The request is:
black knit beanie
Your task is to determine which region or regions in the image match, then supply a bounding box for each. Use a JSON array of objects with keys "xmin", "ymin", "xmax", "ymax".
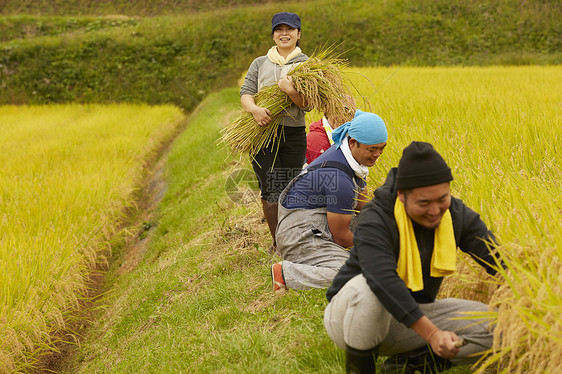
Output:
[{"xmin": 396, "ymin": 141, "xmax": 453, "ymax": 190}]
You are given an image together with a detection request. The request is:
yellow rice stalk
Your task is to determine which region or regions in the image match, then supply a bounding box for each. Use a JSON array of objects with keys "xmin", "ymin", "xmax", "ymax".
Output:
[
  {"xmin": 474, "ymin": 232, "xmax": 562, "ymax": 373},
  {"xmin": 439, "ymin": 253, "xmax": 501, "ymax": 304},
  {"xmin": 353, "ymin": 66, "xmax": 561, "ymax": 373},
  {"xmin": 220, "ymin": 47, "xmax": 354, "ymax": 158},
  {"xmin": 0, "ymin": 104, "xmax": 184, "ymax": 373},
  {"xmin": 220, "ymin": 84, "xmax": 291, "ymax": 157}
]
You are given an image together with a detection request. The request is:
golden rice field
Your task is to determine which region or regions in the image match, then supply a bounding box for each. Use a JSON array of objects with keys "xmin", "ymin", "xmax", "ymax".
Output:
[
  {"xmin": 0, "ymin": 104, "xmax": 185, "ymax": 372},
  {"xmin": 0, "ymin": 67, "xmax": 560, "ymax": 373},
  {"xmin": 349, "ymin": 66, "xmax": 561, "ymax": 373}
]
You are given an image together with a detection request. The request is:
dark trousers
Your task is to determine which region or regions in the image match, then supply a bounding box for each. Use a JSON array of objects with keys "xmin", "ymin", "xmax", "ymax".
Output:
[{"xmin": 251, "ymin": 125, "xmax": 306, "ymax": 203}]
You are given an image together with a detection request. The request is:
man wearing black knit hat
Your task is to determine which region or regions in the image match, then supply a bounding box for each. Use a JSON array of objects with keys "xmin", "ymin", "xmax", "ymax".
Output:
[{"xmin": 324, "ymin": 141, "xmax": 501, "ymax": 374}]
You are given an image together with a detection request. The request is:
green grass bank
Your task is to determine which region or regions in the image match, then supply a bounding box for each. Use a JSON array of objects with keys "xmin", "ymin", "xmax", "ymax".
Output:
[
  {"xmin": 55, "ymin": 88, "xmax": 357, "ymax": 373},
  {"xmin": 55, "ymin": 64, "xmax": 561, "ymax": 373},
  {"xmin": 49, "ymin": 83, "xmax": 484, "ymax": 373},
  {"xmin": 1, "ymin": 0, "xmax": 560, "ymax": 111}
]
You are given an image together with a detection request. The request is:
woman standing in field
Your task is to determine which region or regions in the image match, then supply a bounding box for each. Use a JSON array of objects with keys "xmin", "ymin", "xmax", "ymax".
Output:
[{"xmin": 240, "ymin": 12, "xmax": 308, "ymax": 249}]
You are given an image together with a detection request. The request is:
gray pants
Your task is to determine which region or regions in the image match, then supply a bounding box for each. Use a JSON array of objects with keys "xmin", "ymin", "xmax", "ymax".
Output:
[
  {"xmin": 324, "ymin": 274, "xmax": 493, "ymax": 365},
  {"xmin": 276, "ymin": 204, "xmax": 350, "ymax": 290}
]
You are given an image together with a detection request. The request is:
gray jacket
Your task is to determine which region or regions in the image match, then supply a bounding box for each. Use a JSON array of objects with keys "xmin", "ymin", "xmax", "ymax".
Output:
[{"xmin": 240, "ymin": 53, "xmax": 308, "ymax": 127}]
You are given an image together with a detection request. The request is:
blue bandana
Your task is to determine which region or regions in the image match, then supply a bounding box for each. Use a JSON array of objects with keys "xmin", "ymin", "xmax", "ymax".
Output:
[{"xmin": 332, "ymin": 109, "xmax": 388, "ymax": 148}]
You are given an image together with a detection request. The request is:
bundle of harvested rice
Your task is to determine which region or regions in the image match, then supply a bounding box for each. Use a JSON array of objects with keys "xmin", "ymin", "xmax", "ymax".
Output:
[{"xmin": 221, "ymin": 47, "xmax": 354, "ymax": 158}]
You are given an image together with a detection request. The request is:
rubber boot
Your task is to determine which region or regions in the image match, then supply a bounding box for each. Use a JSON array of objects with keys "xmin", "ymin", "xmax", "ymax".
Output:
[
  {"xmin": 261, "ymin": 199, "xmax": 278, "ymax": 246},
  {"xmin": 381, "ymin": 345, "xmax": 453, "ymax": 374},
  {"xmin": 345, "ymin": 345, "xmax": 377, "ymax": 374}
]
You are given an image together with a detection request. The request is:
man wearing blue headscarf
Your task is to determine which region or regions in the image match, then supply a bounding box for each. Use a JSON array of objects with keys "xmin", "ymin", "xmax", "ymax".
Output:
[{"xmin": 271, "ymin": 110, "xmax": 388, "ymax": 292}]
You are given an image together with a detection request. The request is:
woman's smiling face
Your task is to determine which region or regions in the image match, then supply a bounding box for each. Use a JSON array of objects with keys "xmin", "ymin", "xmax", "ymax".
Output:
[{"xmin": 272, "ymin": 24, "xmax": 301, "ymax": 50}]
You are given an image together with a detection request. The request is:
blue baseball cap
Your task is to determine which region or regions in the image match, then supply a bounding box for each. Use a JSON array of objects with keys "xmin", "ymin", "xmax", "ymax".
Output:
[{"xmin": 272, "ymin": 12, "xmax": 301, "ymax": 32}]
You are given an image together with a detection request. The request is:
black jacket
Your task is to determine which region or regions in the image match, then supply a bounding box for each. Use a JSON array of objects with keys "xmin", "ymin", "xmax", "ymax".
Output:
[{"xmin": 326, "ymin": 168, "xmax": 499, "ymax": 327}]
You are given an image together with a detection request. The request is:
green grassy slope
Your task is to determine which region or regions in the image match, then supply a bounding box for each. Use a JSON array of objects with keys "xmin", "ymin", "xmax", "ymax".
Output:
[
  {"xmin": 0, "ymin": 15, "xmax": 140, "ymax": 42},
  {"xmin": 60, "ymin": 88, "xmax": 341, "ymax": 373},
  {"xmin": 1, "ymin": 0, "xmax": 560, "ymax": 110},
  {"xmin": 0, "ymin": 0, "xmax": 315, "ymax": 17},
  {"xmin": 56, "ymin": 87, "xmax": 471, "ymax": 374}
]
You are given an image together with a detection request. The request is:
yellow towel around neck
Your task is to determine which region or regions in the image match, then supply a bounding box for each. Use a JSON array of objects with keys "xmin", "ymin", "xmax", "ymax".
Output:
[
  {"xmin": 267, "ymin": 46, "xmax": 302, "ymax": 66},
  {"xmin": 394, "ymin": 197, "xmax": 457, "ymax": 292}
]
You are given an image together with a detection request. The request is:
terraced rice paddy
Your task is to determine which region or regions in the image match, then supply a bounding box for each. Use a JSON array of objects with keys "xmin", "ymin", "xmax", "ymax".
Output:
[{"xmin": 0, "ymin": 104, "xmax": 184, "ymax": 371}]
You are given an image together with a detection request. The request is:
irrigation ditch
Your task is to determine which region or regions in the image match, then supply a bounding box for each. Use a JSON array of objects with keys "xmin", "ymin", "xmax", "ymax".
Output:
[{"xmin": 34, "ymin": 114, "xmax": 191, "ymax": 373}]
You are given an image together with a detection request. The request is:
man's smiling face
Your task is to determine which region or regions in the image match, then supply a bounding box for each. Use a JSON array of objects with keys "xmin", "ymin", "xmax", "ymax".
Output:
[{"xmin": 398, "ymin": 182, "xmax": 452, "ymax": 229}]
